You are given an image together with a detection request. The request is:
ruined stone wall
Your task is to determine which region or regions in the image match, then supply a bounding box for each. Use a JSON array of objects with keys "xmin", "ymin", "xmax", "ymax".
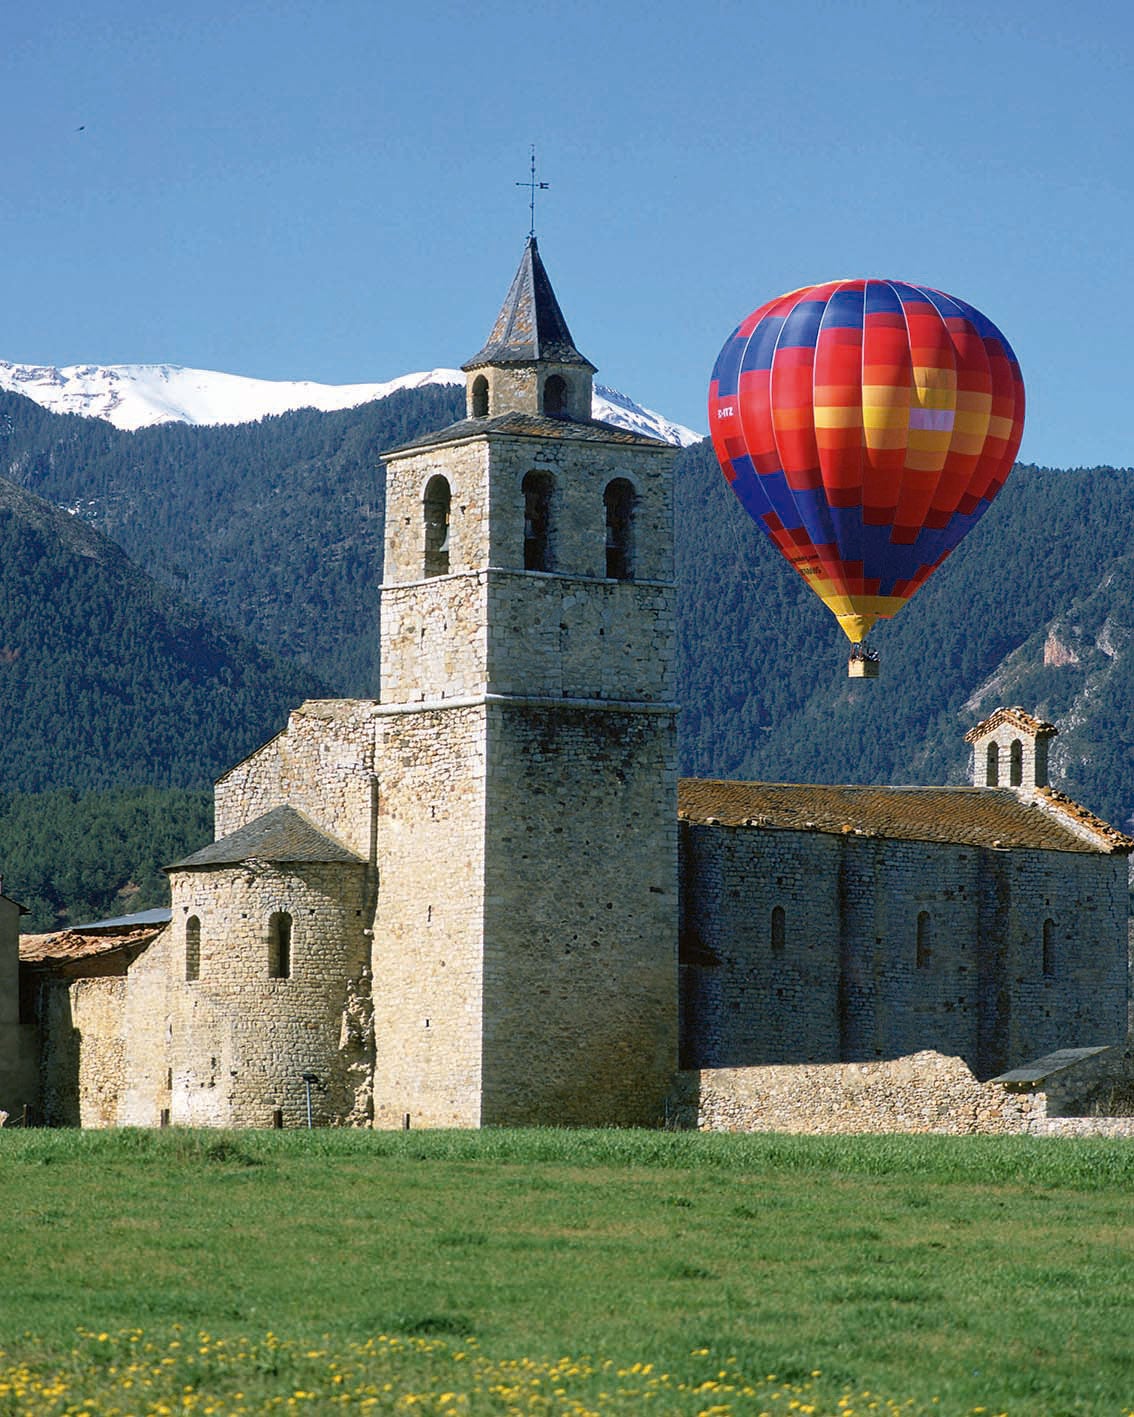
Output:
[
  {"xmin": 679, "ymin": 1053, "xmax": 1042, "ymax": 1135},
  {"xmin": 39, "ymin": 976, "xmax": 127, "ymax": 1127},
  {"xmin": 215, "ymin": 702, "xmax": 379, "ymax": 859},
  {"xmin": 680, "ymin": 826, "xmax": 1128, "ymax": 1078},
  {"xmin": 161, "ymin": 861, "xmax": 372, "ymax": 1127},
  {"xmin": 371, "ymin": 704, "xmax": 487, "ymax": 1129},
  {"xmin": 481, "ymin": 702, "xmax": 678, "ymax": 1126},
  {"xmin": 678, "ymin": 1048, "xmax": 1134, "ymax": 1137}
]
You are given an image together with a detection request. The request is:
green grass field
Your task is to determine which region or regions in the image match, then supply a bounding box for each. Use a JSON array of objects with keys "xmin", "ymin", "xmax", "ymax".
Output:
[{"xmin": 2, "ymin": 1128, "xmax": 1133, "ymax": 1415}]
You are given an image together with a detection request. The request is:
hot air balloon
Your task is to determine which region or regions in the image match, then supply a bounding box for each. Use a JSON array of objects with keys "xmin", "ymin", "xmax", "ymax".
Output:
[{"xmin": 708, "ymin": 279, "xmax": 1025, "ymax": 677}]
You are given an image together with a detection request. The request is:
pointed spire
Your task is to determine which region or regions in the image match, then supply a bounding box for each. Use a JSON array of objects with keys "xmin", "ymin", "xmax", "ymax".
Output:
[{"xmin": 463, "ymin": 238, "xmax": 595, "ymax": 372}]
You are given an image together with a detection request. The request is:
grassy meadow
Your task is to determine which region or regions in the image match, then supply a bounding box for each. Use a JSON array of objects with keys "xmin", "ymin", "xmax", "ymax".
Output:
[{"xmin": 1, "ymin": 1128, "xmax": 1133, "ymax": 1415}]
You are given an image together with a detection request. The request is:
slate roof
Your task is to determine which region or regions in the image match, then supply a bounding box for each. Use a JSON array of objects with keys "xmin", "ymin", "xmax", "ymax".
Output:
[
  {"xmin": 463, "ymin": 237, "xmax": 595, "ymax": 371},
  {"xmin": 167, "ymin": 805, "xmax": 365, "ymax": 870},
  {"xmin": 677, "ymin": 779, "xmax": 1134, "ymax": 855},
  {"xmin": 387, "ymin": 409, "xmax": 670, "ymax": 456},
  {"xmin": 992, "ymin": 1046, "xmax": 1113, "ymax": 1086}
]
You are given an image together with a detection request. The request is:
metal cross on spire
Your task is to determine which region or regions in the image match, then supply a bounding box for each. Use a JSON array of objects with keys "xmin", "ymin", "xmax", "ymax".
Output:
[{"xmin": 516, "ymin": 145, "xmax": 549, "ymax": 238}]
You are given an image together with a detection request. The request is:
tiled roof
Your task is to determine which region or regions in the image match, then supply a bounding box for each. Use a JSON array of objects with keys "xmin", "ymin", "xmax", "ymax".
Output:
[
  {"xmin": 462, "ymin": 237, "xmax": 595, "ymax": 371},
  {"xmin": 386, "ymin": 409, "xmax": 670, "ymax": 456},
  {"xmin": 168, "ymin": 805, "xmax": 365, "ymax": 870},
  {"xmin": 964, "ymin": 706, "xmax": 1057, "ymax": 742},
  {"xmin": 20, "ymin": 920, "xmax": 166, "ymax": 967},
  {"xmin": 677, "ymin": 779, "xmax": 1133, "ymax": 855}
]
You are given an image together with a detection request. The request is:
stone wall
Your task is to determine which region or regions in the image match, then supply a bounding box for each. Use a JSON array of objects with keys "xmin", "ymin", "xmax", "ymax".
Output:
[
  {"xmin": 382, "ymin": 433, "xmax": 673, "ymax": 591},
  {"xmin": 380, "ymin": 573, "xmax": 675, "ymax": 707},
  {"xmin": 215, "ymin": 701, "xmax": 380, "ymax": 860},
  {"xmin": 678, "ymin": 1053, "xmax": 1040, "ymax": 1135},
  {"xmin": 371, "ymin": 703, "xmax": 487, "ymax": 1128},
  {"xmin": 149, "ymin": 860, "xmax": 373, "ymax": 1128},
  {"xmin": 468, "ymin": 361, "xmax": 593, "ymax": 423},
  {"xmin": 0, "ymin": 895, "xmax": 37, "ymax": 1117},
  {"xmin": 679, "ymin": 823, "xmax": 1128, "ymax": 1078},
  {"xmin": 678, "ymin": 1048, "xmax": 1134, "ymax": 1137},
  {"xmin": 481, "ymin": 701, "xmax": 678, "ymax": 1126},
  {"xmin": 39, "ymin": 976, "xmax": 127, "ymax": 1127},
  {"xmin": 680, "ymin": 824, "xmax": 842, "ymax": 1066},
  {"xmin": 118, "ymin": 927, "xmax": 173, "ymax": 1127}
]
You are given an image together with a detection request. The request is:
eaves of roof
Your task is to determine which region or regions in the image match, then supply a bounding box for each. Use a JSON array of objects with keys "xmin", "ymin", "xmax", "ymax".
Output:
[
  {"xmin": 385, "ymin": 410, "xmax": 670, "ymax": 458},
  {"xmin": 167, "ymin": 805, "xmax": 365, "ymax": 870}
]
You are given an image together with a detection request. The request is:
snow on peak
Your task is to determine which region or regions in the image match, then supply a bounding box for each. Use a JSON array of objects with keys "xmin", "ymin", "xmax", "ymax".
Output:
[{"xmin": 0, "ymin": 359, "xmax": 703, "ymax": 448}]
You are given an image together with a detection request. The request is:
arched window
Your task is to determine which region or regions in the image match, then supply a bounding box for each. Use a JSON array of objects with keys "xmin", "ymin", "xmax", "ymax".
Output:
[
  {"xmin": 1042, "ymin": 918, "xmax": 1055, "ymax": 977},
  {"xmin": 604, "ymin": 479, "xmax": 635, "ymax": 580},
  {"xmin": 543, "ymin": 374, "xmax": 567, "ymax": 416},
  {"xmin": 423, "ymin": 475, "xmax": 451, "ymax": 578},
  {"xmin": 1009, "ymin": 738, "xmax": 1023, "ymax": 787},
  {"xmin": 916, "ymin": 911, "xmax": 932, "ymax": 969},
  {"xmin": 471, "ymin": 374, "xmax": 489, "ymax": 417},
  {"xmin": 770, "ymin": 905, "xmax": 785, "ymax": 953},
  {"xmin": 523, "ymin": 471, "xmax": 554, "ymax": 571},
  {"xmin": 269, "ymin": 912, "xmax": 292, "ymax": 980},
  {"xmin": 986, "ymin": 741, "xmax": 1000, "ymax": 786},
  {"xmin": 185, "ymin": 915, "xmax": 201, "ymax": 983}
]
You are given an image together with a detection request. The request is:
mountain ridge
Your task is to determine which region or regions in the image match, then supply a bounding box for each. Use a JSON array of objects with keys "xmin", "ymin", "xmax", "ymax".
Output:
[{"xmin": 0, "ymin": 358, "xmax": 703, "ymax": 446}]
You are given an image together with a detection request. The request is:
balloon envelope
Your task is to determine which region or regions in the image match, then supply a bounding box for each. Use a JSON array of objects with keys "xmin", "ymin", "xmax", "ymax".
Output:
[{"xmin": 708, "ymin": 279, "xmax": 1025, "ymax": 645}]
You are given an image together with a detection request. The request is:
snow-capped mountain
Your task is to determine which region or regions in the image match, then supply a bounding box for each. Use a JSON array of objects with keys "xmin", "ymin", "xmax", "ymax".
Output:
[{"xmin": 0, "ymin": 360, "xmax": 703, "ymax": 448}]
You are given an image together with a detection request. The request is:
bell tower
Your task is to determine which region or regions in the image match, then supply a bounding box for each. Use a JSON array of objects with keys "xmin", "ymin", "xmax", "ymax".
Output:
[{"xmin": 371, "ymin": 239, "xmax": 679, "ymax": 1127}]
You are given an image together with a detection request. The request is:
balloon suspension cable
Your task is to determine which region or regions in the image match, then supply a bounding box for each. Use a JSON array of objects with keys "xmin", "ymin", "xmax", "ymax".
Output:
[{"xmin": 847, "ymin": 641, "xmax": 880, "ymax": 679}]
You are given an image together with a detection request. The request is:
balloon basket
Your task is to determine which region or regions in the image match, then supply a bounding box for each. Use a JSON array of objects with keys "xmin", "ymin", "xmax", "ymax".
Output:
[{"xmin": 848, "ymin": 650, "xmax": 879, "ymax": 679}]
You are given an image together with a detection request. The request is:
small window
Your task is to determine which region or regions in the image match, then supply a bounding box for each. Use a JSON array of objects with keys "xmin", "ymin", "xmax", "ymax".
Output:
[
  {"xmin": 986, "ymin": 741, "xmax": 999, "ymax": 786},
  {"xmin": 1009, "ymin": 738, "xmax": 1023, "ymax": 787},
  {"xmin": 1042, "ymin": 918, "xmax": 1055, "ymax": 978},
  {"xmin": 269, "ymin": 912, "xmax": 292, "ymax": 980},
  {"xmin": 471, "ymin": 374, "xmax": 489, "ymax": 417},
  {"xmin": 604, "ymin": 478, "xmax": 635, "ymax": 580},
  {"xmin": 770, "ymin": 905, "xmax": 785, "ymax": 953},
  {"xmin": 423, "ymin": 475, "xmax": 451, "ymax": 578},
  {"xmin": 543, "ymin": 374, "xmax": 567, "ymax": 416},
  {"xmin": 916, "ymin": 911, "xmax": 932, "ymax": 969},
  {"xmin": 523, "ymin": 471, "xmax": 554, "ymax": 571},
  {"xmin": 185, "ymin": 916, "xmax": 201, "ymax": 983}
]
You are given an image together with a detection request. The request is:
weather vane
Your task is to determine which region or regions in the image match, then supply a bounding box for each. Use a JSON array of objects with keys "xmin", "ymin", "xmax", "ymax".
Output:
[{"xmin": 516, "ymin": 145, "xmax": 548, "ymax": 238}]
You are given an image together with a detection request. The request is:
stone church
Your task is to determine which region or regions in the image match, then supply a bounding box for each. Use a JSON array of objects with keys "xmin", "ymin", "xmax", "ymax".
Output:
[{"xmin": 3, "ymin": 243, "xmax": 1131, "ymax": 1129}]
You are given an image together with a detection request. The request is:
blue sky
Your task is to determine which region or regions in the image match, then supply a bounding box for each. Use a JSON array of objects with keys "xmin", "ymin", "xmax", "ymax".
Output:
[{"xmin": 3, "ymin": 0, "xmax": 1132, "ymax": 467}]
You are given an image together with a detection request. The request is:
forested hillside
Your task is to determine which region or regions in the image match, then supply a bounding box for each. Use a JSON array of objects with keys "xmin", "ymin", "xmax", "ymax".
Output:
[
  {"xmin": 4, "ymin": 383, "xmax": 1134, "ymax": 926},
  {"xmin": 0, "ymin": 474, "xmax": 327, "ymax": 794},
  {"xmin": 0, "ymin": 787, "xmax": 213, "ymax": 930},
  {"xmin": 2, "ymin": 384, "xmax": 464, "ymax": 693}
]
